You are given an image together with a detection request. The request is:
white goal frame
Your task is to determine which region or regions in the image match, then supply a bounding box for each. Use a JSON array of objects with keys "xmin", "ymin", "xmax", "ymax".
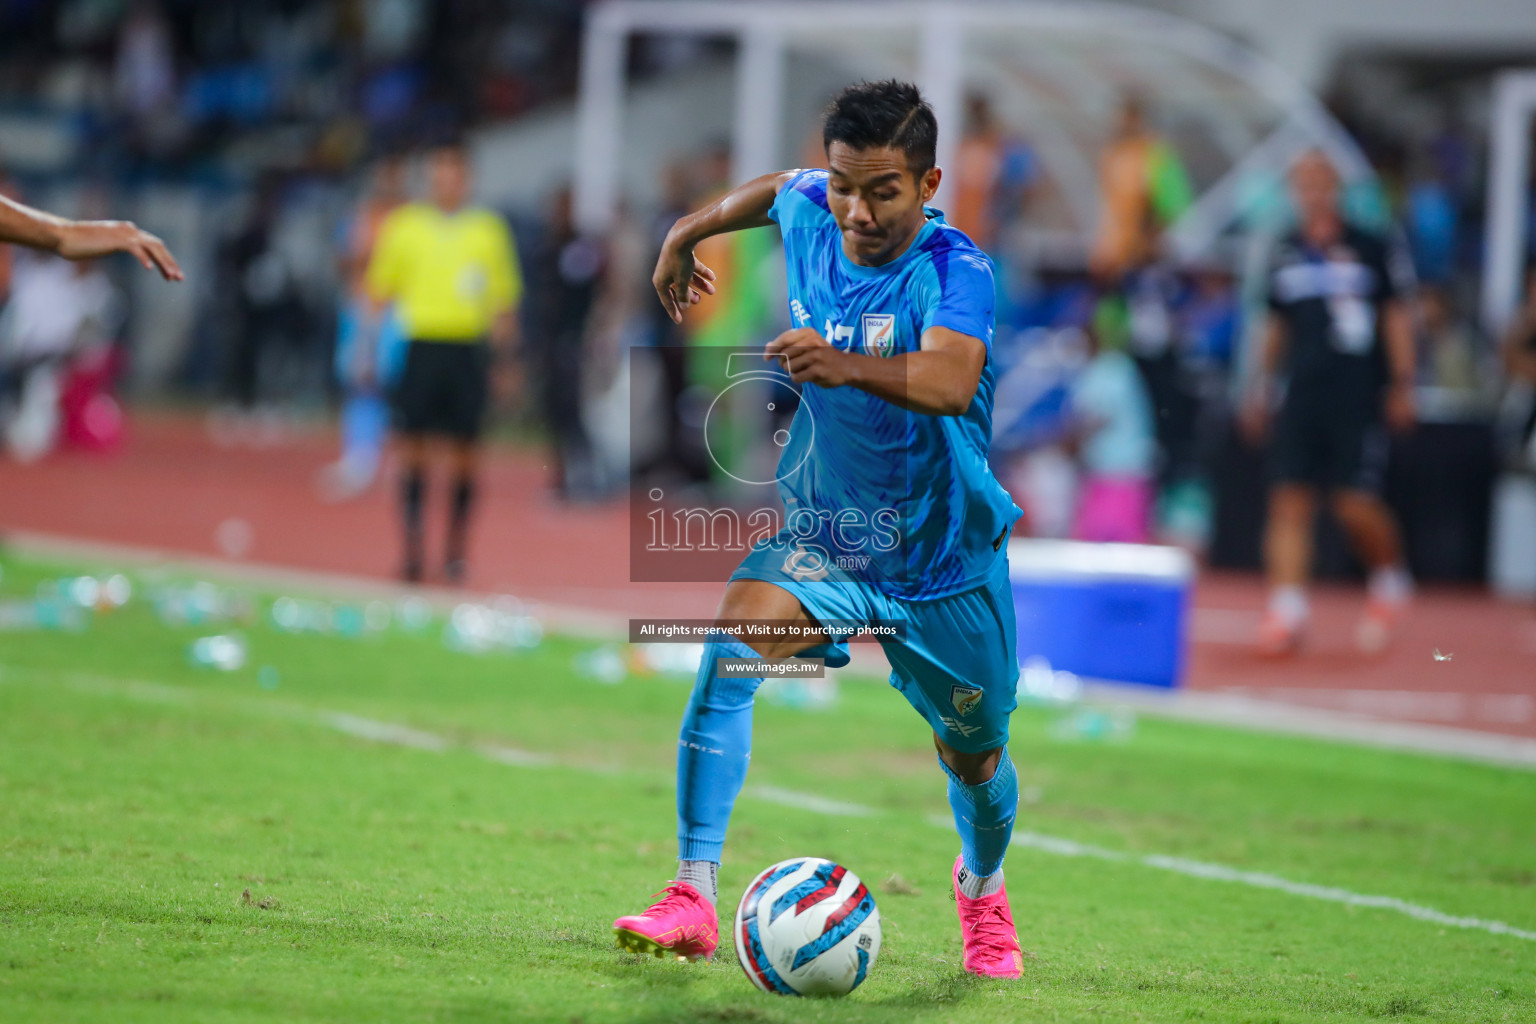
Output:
[
  {"xmin": 573, "ymin": 0, "xmax": 1372, "ymax": 262},
  {"xmin": 1481, "ymin": 70, "xmax": 1536, "ymax": 337}
]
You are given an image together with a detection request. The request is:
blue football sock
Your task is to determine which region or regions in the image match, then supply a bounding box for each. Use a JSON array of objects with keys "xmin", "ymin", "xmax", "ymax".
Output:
[
  {"xmin": 677, "ymin": 633, "xmax": 764, "ymax": 863},
  {"xmin": 942, "ymin": 748, "xmax": 1018, "ymax": 878}
]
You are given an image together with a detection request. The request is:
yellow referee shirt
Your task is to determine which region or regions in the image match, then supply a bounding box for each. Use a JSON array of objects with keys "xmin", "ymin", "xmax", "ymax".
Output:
[{"xmin": 366, "ymin": 202, "xmax": 522, "ymax": 341}]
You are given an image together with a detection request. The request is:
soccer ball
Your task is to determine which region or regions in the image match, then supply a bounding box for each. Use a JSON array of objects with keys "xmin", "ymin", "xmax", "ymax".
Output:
[{"xmin": 733, "ymin": 857, "xmax": 881, "ymax": 997}]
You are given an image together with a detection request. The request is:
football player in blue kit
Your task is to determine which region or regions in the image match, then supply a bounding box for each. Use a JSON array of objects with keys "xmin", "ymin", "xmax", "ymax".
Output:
[{"xmin": 614, "ymin": 81, "xmax": 1026, "ymax": 980}]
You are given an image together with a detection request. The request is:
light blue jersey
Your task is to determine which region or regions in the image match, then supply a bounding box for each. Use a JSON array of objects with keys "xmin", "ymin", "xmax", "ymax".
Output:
[{"xmin": 767, "ymin": 168, "xmax": 1021, "ymax": 600}]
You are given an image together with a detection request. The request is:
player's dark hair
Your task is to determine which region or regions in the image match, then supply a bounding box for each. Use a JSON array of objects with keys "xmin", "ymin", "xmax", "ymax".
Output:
[{"xmin": 822, "ymin": 80, "xmax": 937, "ymax": 179}]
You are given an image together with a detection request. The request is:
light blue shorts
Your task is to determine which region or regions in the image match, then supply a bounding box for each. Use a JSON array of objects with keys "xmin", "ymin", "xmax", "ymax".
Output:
[{"xmin": 730, "ymin": 531, "xmax": 1019, "ymax": 753}]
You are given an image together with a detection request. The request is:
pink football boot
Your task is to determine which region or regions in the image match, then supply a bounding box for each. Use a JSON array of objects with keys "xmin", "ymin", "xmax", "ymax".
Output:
[
  {"xmin": 952, "ymin": 855, "xmax": 1025, "ymax": 979},
  {"xmin": 613, "ymin": 881, "xmax": 719, "ymax": 962}
]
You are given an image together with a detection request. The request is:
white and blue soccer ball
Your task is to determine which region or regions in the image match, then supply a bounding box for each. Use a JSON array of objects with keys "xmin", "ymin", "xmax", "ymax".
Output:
[{"xmin": 733, "ymin": 857, "xmax": 881, "ymax": 997}]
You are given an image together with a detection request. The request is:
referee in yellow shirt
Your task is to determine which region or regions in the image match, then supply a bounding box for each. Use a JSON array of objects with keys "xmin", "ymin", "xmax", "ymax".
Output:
[{"xmin": 363, "ymin": 141, "xmax": 522, "ymax": 583}]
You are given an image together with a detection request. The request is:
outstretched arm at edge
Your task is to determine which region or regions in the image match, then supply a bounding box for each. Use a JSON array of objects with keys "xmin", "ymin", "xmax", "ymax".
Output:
[
  {"xmin": 652, "ymin": 170, "xmax": 798, "ymax": 323},
  {"xmin": 0, "ymin": 193, "xmax": 183, "ymax": 281}
]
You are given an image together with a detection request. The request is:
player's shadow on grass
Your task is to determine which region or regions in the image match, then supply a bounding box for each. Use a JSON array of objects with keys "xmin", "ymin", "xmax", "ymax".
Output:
[
  {"xmin": 598, "ymin": 949, "xmax": 738, "ymax": 989},
  {"xmin": 873, "ymin": 969, "xmax": 979, "ymax": 1009},
  {"xmin": 623, "ymin": 1010, "xmax": 772, "ymax": 1024}
]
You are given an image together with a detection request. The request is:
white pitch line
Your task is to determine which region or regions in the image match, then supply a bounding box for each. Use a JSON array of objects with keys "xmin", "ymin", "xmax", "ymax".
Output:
[
  {"xmin": 323, "ymin": 712, "xmax": 450, "ymax": 752},
  {"xmin": 1007, "ymin": 828, "xmax": 1536, "ymax": 943},
  {"xmin": 745, "ymin": 785, "xmax": 877, "ymax": 818},
  {"xmin": 474, "ymin": 742, "xmax": 558, "ymax": 768},
  {"xmin": 12, "ymin": 664, "xmax": 1534, "ymax": 946}
]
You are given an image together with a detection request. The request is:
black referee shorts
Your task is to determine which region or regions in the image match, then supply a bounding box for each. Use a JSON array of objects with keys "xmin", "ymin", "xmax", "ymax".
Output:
[
  {"xmin": 1270, "ymin": 392, "xmax": 1388, "ymax": 495},
  {"xmin": 392, "ymin": 339, "xmax": 490, "ymax": 441}
]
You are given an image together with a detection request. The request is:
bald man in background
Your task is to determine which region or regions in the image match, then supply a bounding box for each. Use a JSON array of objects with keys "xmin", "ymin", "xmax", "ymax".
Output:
[{"xmin": 1242, "ymin": 151, "xmax": 1416, "ymax": 658}]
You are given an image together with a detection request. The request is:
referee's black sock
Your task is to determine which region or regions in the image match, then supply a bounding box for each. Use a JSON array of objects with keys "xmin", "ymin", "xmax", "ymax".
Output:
[
  {"xmin": 400, "ymin": 468, "xmax": 425, "ymax": 582},
  {"xmin": 446, "ymin": 474, "xmax": 476, "ymax": 580}
]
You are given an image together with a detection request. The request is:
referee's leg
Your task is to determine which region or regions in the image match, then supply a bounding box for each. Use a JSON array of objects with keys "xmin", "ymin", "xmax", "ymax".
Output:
[
  {"xmin": 389, "ymin": 341, "xmax": 430, "ymax": 583},
  {"xmin": 443, "ymin": 343, "xmax": 491, "ymax": 584},
  {"xmin": 397, "ymin": 432, "xmax": 428, "ymax": 583},
  {"xmin": 444, "ymin": 439, "xmax": 479, "ymax": 584}
]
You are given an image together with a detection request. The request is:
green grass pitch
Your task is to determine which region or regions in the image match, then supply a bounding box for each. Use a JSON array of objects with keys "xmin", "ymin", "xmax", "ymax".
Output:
[{"xmin": 0, "ymin": 551, "xmax": 1533, "ymax": 1022}]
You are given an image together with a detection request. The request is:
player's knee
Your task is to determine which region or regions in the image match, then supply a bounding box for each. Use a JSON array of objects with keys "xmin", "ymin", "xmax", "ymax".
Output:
[
  {"xmin": 690, "ymin": 637, "xmax": 765, "ymax": 709},
  {"xmin": 1331, "ymin": 490, "xmax": 1381, "ymax": 526},
  {"xmin": 935, "ymin": 735, "xmax": 1003, "ymax": 785},
  {"xmin": 1270, "ymin": 485, "xmax": 1314, "ymax": 524}
]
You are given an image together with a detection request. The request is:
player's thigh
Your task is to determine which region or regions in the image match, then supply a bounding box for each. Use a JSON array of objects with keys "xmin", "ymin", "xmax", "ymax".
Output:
[
  {"xmin": 883, "ymin": 565, "xmax": 1018, "ymax": 754},
  {"xmin": 727, "ymin": 530, "xmax": 882, "ymax": 660},
  {"xmin": 715, "ymin": 578, "xmax": 825, "ymax": 658}
]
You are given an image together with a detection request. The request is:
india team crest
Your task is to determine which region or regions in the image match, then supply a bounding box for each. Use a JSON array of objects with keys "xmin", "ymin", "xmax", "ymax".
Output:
[
  {"xmin": 950, "ymin": 684, "xmax": 984, "ymax": 717},
  {"xmin": 862, "ymin": 313, "xmax": 896, "ymax": 357}
]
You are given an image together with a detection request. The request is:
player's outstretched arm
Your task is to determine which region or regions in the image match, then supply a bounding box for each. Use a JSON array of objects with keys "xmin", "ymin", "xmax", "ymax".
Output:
[
  {"xmin": 765, "ymin": 325, "xmax": 986, "ymax": 417},
  {"xmin": 653, "ymin": 169, "xmax": 797, "ymax": 323},
  {"xmin": 0, "ymin": 194, "xmax": 183, "ymax": 281}
]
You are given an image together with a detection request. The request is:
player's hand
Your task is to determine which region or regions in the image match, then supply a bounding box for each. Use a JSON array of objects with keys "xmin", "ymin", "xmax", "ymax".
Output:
[
  {"xmin": 652, "ymin": 235, "xmax": 716, "ymax": 324},
  {"xmin": 765, "ymin": 327, "xmax": 855, "ymax": 388},
  {"xmin": 1384, "ymin": 381, "xmax": 1416, "ymax": 434},
  {"xmin": 56, "ymin": 219, "xmax": 184, "ymax": 281}
]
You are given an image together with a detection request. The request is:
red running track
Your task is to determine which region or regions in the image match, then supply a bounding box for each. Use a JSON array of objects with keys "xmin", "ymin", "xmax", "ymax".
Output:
[{"xmin": 2, "ymin": 412, "xmax": 1533, "ymax": 740}]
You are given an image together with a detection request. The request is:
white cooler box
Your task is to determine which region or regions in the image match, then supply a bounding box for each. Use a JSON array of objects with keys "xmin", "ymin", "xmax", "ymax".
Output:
[{"xmin": 1008, "ymin": 539, "xmax": 1195, "ymax": 689}]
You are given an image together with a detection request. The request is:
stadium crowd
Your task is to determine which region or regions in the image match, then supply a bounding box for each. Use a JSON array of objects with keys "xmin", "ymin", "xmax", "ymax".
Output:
[{"xmin": 0, "ymin": 0, "xmax": 1533, "ymax": 595}]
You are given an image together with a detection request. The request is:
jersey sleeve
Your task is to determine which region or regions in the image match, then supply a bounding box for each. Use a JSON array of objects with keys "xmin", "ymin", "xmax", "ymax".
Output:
[
  {"xmin": 485, "ymin": 215, "xmax": 523, "ymax": 313},
  {"xmin": 921, "ymin": 248, "xmax": 996, "ymax": 348},
  {"xmin": 364, "ymin": 209, "xmax": 407, "ymax": 302},
  {"xmin": 768, "ymin": 169, "xmax": 833, "ymax": 230}
]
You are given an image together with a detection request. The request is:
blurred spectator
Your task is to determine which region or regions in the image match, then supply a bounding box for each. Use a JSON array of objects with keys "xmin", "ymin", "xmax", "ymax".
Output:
[
  {"xmin": 684, "ymin": 143, "xmax": 779, "ymax": 454},
  {"xmin": 363, "ymin": 141, "xmax": 521, "ymax": 584},
  {"xmin": 0, "ymin": 164, "xmax": 15, "ymax": 312},
  {"xmin": 1419, "ymin": 284, "xmax": 1492, "ymax": 399},
  {"xmin": 0, "ymin": 253, "xmax": 120, "ymax": 462},
  {"xmin": 219, "ymin": 176, "xmax": 308, "ymax": 415},
  {"xmin": 582, "ymin": 199, "xmax": 648, "ymax": 491},
  {"xmin": 114, "ymin": 1, "xmax": 175, "ymax": 121},
  {"xmin": 1405, "ymin": 158, "xmax": 1458, "ymax": 286},
  {"xmin": 1242, "ymin": 150, "xmax": 1417, "ymax": 658},
  {"xmin": 1152, "ymin": 265, "xmax": 1241, "ymax": 551},
  {"xmin": 1500, "ymin": 266, "xmax": 1536, "ymax": 468},
  {"xmin": 524, "ymin": 184, "xmax": 606, "ymax": 501},
  {"xmin": 1068, "ymin": 322, "xmax": 1156, "ymax": 543},
  {"xmin": 1179, "ymin": 265, "xmax": 1239, "ymax": 372},
  {"xmin": 949, "ymin": 95, "xmax": 1037, "ymax": 254},
  {"xmin": 634, "ymin": 162, "xmax": 710, "ymax": 487},
  {"xmin": 1088, "ymin": 93, "xmax": 1192, "ymax": 280},
  {"xmin": 319, "ymin": 154, "xmax": 408, "ymax": 502}
]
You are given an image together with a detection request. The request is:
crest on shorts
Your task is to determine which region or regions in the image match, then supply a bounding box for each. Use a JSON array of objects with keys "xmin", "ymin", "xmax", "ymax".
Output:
[
  {"xmin": 950, "ymin": 684, "xmax": 984, "ymax": 717},
  {"xmin": 862, "ymin": 313, "xmax": 896, "ymax": 357}
]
